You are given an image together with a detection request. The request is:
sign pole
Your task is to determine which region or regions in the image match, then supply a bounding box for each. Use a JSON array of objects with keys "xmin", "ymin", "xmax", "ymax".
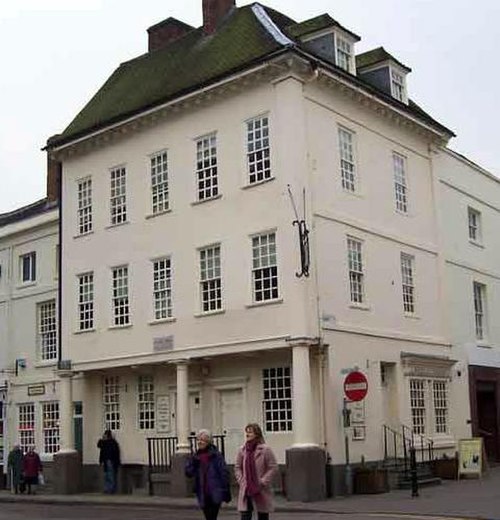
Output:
[{"xmin": 343, "ymin": 398, "xmax": 353, "ymax": 495}]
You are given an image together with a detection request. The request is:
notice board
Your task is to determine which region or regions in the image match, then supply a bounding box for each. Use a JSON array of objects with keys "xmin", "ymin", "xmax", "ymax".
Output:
[{"xmin": 458, "ymin": 438, "xmax": 483, "ymax": 478}]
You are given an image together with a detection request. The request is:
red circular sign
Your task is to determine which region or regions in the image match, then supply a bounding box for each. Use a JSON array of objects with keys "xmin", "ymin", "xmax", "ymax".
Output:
[{"xmin": 343, "ymin": 371, "xmax": 368, "ymax": 402}]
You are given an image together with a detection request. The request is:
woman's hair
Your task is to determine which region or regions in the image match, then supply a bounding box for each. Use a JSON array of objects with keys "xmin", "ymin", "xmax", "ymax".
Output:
[
  {"xmin": 245, "ymin": 423, "xmax": 264, "ymax": 443},
  {"xmin": 196, "ymin": 429, "xmax": 213, "ymax": 443}
]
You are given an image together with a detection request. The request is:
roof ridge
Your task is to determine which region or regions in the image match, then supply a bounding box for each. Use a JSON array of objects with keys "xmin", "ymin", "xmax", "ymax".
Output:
[{"xmin": 251, "ymin": 3, "xmax": 294, "ymax": 47}]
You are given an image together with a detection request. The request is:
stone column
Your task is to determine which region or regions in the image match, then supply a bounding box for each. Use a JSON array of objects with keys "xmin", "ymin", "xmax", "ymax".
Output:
[
  {"xmin": 286, "ymin": 340, "xmax": 326, "ymax": 502},
  {"xmin": 53, "ymin": 370, "xmax": 82, "ymax": 494},
  {"xmin": 171, "ymin": 360, "xmax": 191, "ymax": 497}
]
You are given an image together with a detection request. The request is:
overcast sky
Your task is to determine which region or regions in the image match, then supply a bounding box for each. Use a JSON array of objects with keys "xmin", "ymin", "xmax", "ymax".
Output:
[{"xmin": 1, "ymin": 0, "xmax": 499, "ymax": 213}]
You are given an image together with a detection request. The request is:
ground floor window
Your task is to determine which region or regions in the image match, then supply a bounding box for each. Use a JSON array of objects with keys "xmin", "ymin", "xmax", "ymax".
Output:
[
  {"xmin": 19, "ymin": 403, "xmax": 35, "ymax": 452},
  {"xmin": 137, "ymin": 375, "xmax": 155, "ymax": 430},
  {"xmin": 409, "ymin": 378, "xmax": 449, "ymax": 436},
  {"xmin": 42, "ymin": 402, "xmax": 60, "ymax": 454},
  {"xmin": 103, "ymin": 376, "xmax": 120, "ymax": 430},
  {"xmin": 262, "ymin": 367, "xmax": 292, "ymax": 432}
]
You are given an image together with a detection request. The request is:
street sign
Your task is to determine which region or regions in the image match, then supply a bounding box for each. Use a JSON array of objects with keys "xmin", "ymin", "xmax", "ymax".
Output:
[{"xmin": 343, "ymin": 371, "xmax": 368, "ymax": 402}]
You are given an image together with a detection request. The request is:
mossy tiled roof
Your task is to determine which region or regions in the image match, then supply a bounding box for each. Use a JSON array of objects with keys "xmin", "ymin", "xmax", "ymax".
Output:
[
  {"xmin": 356, "ymin": 46, "xmax": 411, "ymax": 72},
  {"xmin": 48, "ymin": 3, "xmax": 451, "ymax": 148},
  {"xmin": 55, "ymin": 5, "xmax": 286, "ymax": 146}
]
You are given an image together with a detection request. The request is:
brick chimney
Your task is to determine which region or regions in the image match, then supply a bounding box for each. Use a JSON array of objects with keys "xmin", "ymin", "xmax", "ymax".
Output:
[
  {"xmin": 203, "ymin": 0, "xmax": 235, "ymax": 34},
  {"xmin": 46, "ymin": 155, "xmax": 61, "ymax": 203},
  {"xmin": 147, "ymin": 17, "xmax": 194, "ymax": 52}
]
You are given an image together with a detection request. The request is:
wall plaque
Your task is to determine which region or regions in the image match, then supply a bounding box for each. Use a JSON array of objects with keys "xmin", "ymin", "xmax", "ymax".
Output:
[
  {"xmin": 153, "ymin": 335, "xmax": 174, "ymax": 352},
  {"xmin": 28, "ymin": 384, "xmax": 45, "ymax": 396}
]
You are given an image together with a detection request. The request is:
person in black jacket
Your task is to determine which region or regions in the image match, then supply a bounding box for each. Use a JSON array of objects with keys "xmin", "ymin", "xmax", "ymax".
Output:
[
  {"xmin": 185, "ymin": 429, "xmax": 231, "ymax": 520},
  {"xmin": 97, "ymin": 430, "xmax": 121, "ymax": 493}
]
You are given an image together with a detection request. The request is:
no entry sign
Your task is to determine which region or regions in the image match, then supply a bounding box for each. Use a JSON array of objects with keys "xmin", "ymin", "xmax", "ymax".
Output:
[{"xmin": 343, "ymin": 371, "xmax": 368, "ymax": 402}]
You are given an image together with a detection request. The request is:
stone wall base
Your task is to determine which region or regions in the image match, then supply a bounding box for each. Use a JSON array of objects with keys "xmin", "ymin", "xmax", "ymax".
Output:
[
  {"xmin": 285, "ymin": 446, "xmax": 326, "ymax": 502},
  {"xmin": 53, "ymin": 451, "xmax": 82, "ymax": 494}
]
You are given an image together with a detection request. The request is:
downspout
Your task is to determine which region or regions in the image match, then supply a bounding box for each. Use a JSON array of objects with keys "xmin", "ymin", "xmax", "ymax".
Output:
[{"xmin": 56, "ymin": 161, "xmax": 63, "ymax": 366}]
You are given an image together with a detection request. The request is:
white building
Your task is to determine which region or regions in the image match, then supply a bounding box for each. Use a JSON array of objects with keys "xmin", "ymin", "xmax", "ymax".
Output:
[
  {"xmin": 435, "ymin": 149, "xmax": 500, "ymax": 462},
  {"xmin": 0, "ymin": 198, "xmax": 59, "ymax": 484},
  {"xmin": 45, "ymin": 0, "xmax": 473, "ymax": 498}
]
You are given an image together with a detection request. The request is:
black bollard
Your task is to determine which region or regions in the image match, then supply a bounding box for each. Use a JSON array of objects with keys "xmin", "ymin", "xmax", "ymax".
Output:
[{"xmin": 410, "ymin": 446, "xmax": 419, "ymax": 498}]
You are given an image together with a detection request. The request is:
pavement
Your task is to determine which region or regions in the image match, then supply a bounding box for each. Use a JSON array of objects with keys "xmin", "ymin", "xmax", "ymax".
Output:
[{"xmin": 1, "ymin": 467, "xmax": 500, "ymax": 520}]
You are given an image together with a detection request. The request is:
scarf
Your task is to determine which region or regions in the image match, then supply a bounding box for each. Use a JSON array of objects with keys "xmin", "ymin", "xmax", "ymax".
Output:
[
  {"xmin": 244, "ymin": 439, "xmax": 260, "ymax": 497},
  {"xmin": 197, "ymin": 447, "xmax": 211, "ymax": 497}
]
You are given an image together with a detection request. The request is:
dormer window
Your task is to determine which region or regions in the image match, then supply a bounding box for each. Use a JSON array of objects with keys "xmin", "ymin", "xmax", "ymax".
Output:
[
  {"xmin": 391, "ymin": 69, "xmax": 406, "ymax": 102},
  {"xmin": 336, "ymin": 37, "xmax": 352, "ymax": 72}
]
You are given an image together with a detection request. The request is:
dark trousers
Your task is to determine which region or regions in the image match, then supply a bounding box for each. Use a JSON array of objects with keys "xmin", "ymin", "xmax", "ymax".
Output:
[
  {"xmin": 202, "ymin": 497, "xmax": 221, "ymax": 520},
  {"xmin": 240, "ymin": 498, "xmax": 269, "ymax": 520}
]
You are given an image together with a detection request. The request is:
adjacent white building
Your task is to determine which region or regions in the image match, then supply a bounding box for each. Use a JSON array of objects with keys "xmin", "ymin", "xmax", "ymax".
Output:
[
  {"xmin": 0, "ymin": 199, "xmax": 59, "ymax": 482},
  {"xmin": 435, "ymin": 148, "xmax": 500, "ymax": 461}
]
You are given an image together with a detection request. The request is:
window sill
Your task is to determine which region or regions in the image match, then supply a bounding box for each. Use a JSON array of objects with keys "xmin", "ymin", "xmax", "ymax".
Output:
[
  {"xmin": 469, "ymin": 239, "xmax": 484, "ymax": 249},
  {"xmin": 148, "ymin": 317, "xmax": 176, "ymax": 325},
  {"xmin": 477, "ymin": 341, "xmax": 491, "ymax": 348},
  {"xmin": 246, "ymin": 298, "xmax": 283, "ymax": 309},
  {"xmin": 395, "ymin": 209, "xmax": 410, "ymax": 217},
  {"xmin": 146, "ymin": 209, "xmax": 172, "ymax": 220},
  {"xmin": 105, "ymin": 221, "xmax": 130, "ymax": 230},
  {"xmin": 349, "ymin": 303, "xmax": 371, "ymax": 311},
  {"xmin": 34, "ymin": 360, "xmax": 58, "ymax": 369},
  {"xmin": 404, "ymin": 313, "xmax": 420, "ymax": 320},
  {"xmin": 241, "ymin": 177, "xmax": 275, "ymax": 190},
  {"xmin": 342, "ymin": 188, "xmax": 363, "ymax": 199},
  {"xmin": 194, "ymin": 309, "xmax": 226, "ymax": 318},
  {"xmin": 191, "ymin": 194, "xmax": 223, "ymax": 206},
  {"xmin": 108, "ymin": 323, "xmax": 133, "ymax": 330},
  {"xmin": 74, "ymin": 328, "xmax": 96, "ymax": 335},
  {"xmin": 16, "ymin": 281, "xmax": 37, "ymax": 289},
  {"xmin": 73, "ymin": 230, "xmax": 94, "ymax": 239}
]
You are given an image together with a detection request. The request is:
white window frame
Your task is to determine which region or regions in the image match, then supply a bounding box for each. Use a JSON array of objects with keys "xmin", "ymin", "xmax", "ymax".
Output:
[
  {"xmin": 137, "ymin": 375, "xmax": 155, "ymax": 430},
  {"xmin": 196, "ymin": 133, "xmax": 219, "ymax": 201},
  {"xmin": 468, "ymin": 207, "xmax": 482, "ymax": 244},
  {"xmin": 103, "ymin": 376, "xmax": 120, "ymax": 431},
  {"xmin": 401, "ymin": 253, "xmax": 416, "ymax": 314},
  {"xmin": 20, "ymin": 252, "xmax": 36, "ymax": 283},
  {"xmin": 347, "ymin": 237, "xmax": 364, "ymax": 304},
  {"xmin": 77, "ymin": 177, "xmax": 93, "ymax": 235},
  {"xmin": 78, "ymin": 272, "xmax": 94, "ymax": 331},
  {"xmin": 473, "ymin": 281, "xmax": 487, "ymax": 341},
  {"xmin": 246, "ymin": 115, "xmax": 271, "ymax": 184},
  {"xmin": 199, "ymin": 245, "xmax": 222, "ymax": 313},
  {"xmin": 338, "ymin": 127, "xmax": 356, "ymax": 192},
  {"xmin": 150, "ymin": 150, "xmax": 169, "ymax": 215},
  {"xmin": 262, "ymin": 367, "xmax": 292, "ymax": 433},
  {"xmin": 112, "ymin": 266, "xmax": 130, "ymax": 326},
  {"xmin": 19, "ymin": 403, "xmax": 35, "ymax": 452},
  {"xmin": 38, "ymin": 300, "xmax": 57, "ymax": 361},
  {"xmin": 336, "ymin": 35, "xmax": 352, "ymax": 72},
  {"xmin": 393, "ymin": 153, "xmax": 408, "ymax": 213},
  {"xmin": 110, "ymin": 166, "xmax": 127, "ymax": 225},
  {"xmin": 42, "ymin": 401, "xmax": 60, "ymax": 454},
  {"xmin": 153, "ymin": 257, "xmax": 173, "ymax": 320},
  {"xmin": 390, "ymin": 68, "xmax": 406, "ymax": 102},
  {"xmin": 252, "ymin": 232, "xmax": 279, "ymax": 303},
  {"xmin": 409, "ymin": 378, "xmax": 449, "ymax": 436}
]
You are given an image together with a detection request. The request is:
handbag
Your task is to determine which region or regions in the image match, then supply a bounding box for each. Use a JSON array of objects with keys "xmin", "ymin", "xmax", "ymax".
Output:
[{"xmin": 38, "ymin": 472, "xmax": 45, "ymax": 486}]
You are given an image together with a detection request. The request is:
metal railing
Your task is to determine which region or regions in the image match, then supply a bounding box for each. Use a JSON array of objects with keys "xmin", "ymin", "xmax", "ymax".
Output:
[
  {"xmin": 147, "ymin": 435, "xmax": 226, "ymax": 495},
  {"xmin": 383, "ymin": 424, "xmax": 434, "ymax": 472}
]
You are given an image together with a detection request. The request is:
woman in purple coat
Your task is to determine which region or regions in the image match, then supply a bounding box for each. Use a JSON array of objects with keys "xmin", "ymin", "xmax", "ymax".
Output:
[{"xmin": 185, "ymin": 429, "xmax": 231, "ymax": 520}]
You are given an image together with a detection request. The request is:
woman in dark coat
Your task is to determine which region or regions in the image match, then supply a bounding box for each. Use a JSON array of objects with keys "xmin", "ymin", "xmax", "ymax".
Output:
[
  {"xmin": 22, "ymin": 447, "xmax": 43, "ymax": 495},
  {"xmin": 185, "ymin": 429, "xmax": 231, "ymax": 520},
  {"xmin": 7, "ymin": 445, "xmax": 24, "ymax": 494}
]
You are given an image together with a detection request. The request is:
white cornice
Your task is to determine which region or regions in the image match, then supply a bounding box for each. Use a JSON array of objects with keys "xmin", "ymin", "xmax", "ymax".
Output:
[{"xmin": 0, "ymin": 208, "xmax": 58, "ymax": 240}]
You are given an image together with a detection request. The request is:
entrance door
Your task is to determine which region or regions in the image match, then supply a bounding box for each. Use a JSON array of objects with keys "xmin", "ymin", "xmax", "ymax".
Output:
[
  {"xmin": 73, "ymin": 401, "xmax": 83, "ymax": 454},
  {"xmin": 476, "ymin": 384, "xmax": 499, "ymax": 461},
  {"xmin": 218, "ymin": 388, "xmax": 245, "ymax": 463}
]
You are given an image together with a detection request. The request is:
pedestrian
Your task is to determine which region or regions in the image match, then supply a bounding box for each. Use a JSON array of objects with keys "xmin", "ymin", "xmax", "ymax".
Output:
[
  {"xmin": 235, "ymin": 423, "xmax": 278, "ymax": 520},
  {"xmin": 97, "ymin": 429, "xmax": 121, "ymax": 494},
  {"xmin": 185, "ymin": 429, "xmax": 231, "ymax": 520},
  {"xmin": 7, "ymin": 444, "xmax": 24, "ymax": 494},
  {"xmin": 22, "ymin": 446, "xmax": 42, "ymax": 495}
]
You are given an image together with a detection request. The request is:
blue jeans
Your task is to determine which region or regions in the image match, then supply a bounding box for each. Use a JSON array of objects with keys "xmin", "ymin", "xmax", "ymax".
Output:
[{"xmin": 103, "ymin": 460, "xmax": 117, "ymax": 493}]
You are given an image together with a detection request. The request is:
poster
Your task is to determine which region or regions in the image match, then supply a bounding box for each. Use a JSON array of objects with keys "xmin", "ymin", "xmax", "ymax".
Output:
[
  {"xmin": 156, "ymin": 395, "xmax": 171, "ymax": 434},
  {"xmin": 458, "ymin": 438, "xmax": 483, "ymax": 478}
]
